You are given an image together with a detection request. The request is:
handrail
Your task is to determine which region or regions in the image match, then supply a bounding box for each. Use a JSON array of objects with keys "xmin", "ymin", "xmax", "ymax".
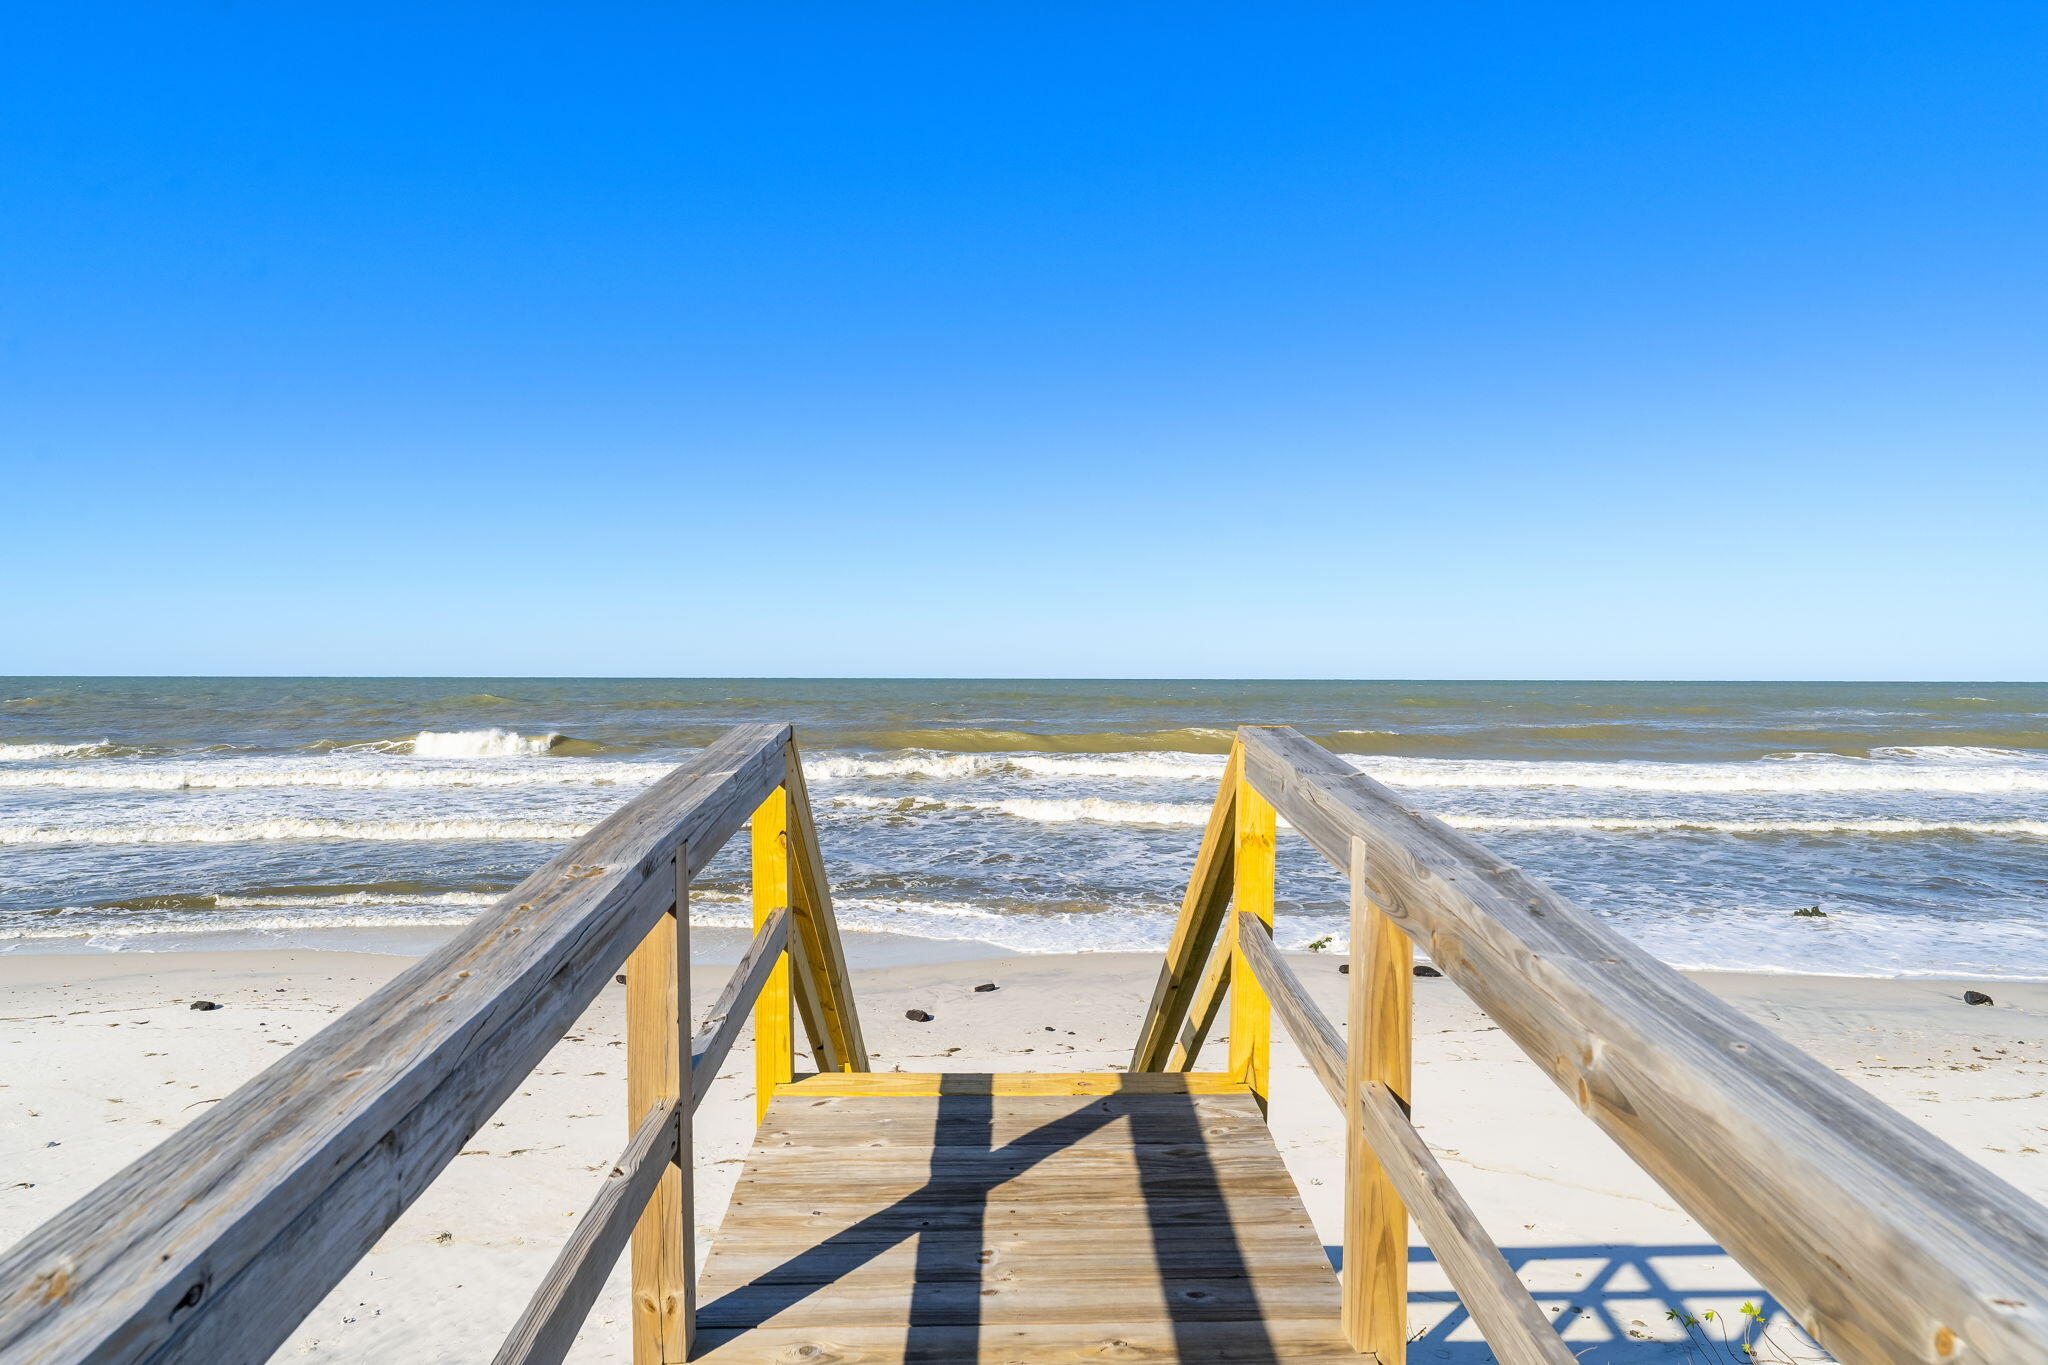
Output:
[
  {"xmin": 0, "ymin": 724, "xmax": 869, "ymax": 1365},
  {"xmin": 492, "ymin": 1096, "xmax": 685, "ymax": 1365},
  {"xmin": 1136, "ymin": 725, "xmax": 2048, "ymax": 1364},
  {"xmin": 690, "ymin": 907, "xmax": 792, "ymax": 1108},
  {"xmin": 1236, "ymin": 914, "xmax": 1574, "ymax": 1365}
]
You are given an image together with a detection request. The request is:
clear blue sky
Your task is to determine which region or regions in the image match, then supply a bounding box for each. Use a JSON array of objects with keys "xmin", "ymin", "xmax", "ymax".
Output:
[{"xmin": 4, "ymin": 4, "xmax": 2043, "ymax": 679}]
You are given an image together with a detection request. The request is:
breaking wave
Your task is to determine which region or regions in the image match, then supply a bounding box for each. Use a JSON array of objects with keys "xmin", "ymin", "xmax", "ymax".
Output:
[
  {"xmin": 1351, "ymin": 747, "xmax": 2048, "ymax": 795},
  {"xmin": 831, "ymin": 794, "xmax": 1219, "ymax": 826},
  {"xmin": 805, "ymin": 751, "xmax": 1225, "ymax": 782},
  {"xmin": 806, "ymin": 745, "xmax": 2048, "ymax": 793},
  {"xmin": 830, "ymin": 728, "xmax": 1237, "ymax": 754},
  {"xmin": 0, "ymin": 740, "xmax": 116, "ymax": 761},
  {"xmin": 409, "ymin": 728, "xmax": 563, "ymax": 758},
  {"xmin": 831, "ymin": 794, "xmax": 2048, "ymax": 841},
  {"xmin": 0, "ymin": 760, "xmax": 665, "ymax": 791},
  {"xmin": 0, "ymin": 817, "xmax": 595, "ymax": 846},
  {"xmin": 1455, "ymin": 816, "xmax": 2048, "ymax": 839}
]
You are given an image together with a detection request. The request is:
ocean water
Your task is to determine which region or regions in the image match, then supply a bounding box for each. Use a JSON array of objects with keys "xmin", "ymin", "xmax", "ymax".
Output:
[{"xmin": 2, "ymin": 678, "xmax": 2045, "ymax": 979}]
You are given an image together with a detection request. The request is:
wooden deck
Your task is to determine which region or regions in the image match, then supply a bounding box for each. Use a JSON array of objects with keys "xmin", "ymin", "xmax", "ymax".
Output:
[{"xmin": 692, "ymin": 1074, "xmax": 1368, "ymax": 1363}]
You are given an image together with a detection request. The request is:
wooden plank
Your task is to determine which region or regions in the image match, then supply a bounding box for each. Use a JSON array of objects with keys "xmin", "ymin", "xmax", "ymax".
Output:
[
  {"xmin": 0, "ymin": 723, "xmax": 791, "ymax": 1365},
  {"xmin": 784, "ymin": 738, "xmax": 870, "ymax": 1071},
  {"xmin": 700, "ymin": 1236, "xmax": 1343, "ymax": 1293},
  {"xmin": 1228, "ymin": 767, "xmax": 1277, "ymax": 1109},
  {"xmin": 1345, "ymin": 841, "xmax": 1410, "ymax": 1363},
  {"xmin": 491, "ymin": 1097, "xmax": 684, "ymax": 1365},
  {"xmin": 751, "ymin": 784, "xmax": 795, "ymax": 1124},
  {"xmin": 1130, "ymin": 746, "xmax": 1240, "ymax": 1071},
  {"xmin": 696, "ymin": 1085, "xmax": 1355, "ymax": 1362},
  {"xmin": 749, "ymin": 1096, "xmax": 1273, "ymax": 1151},
  {"xmin": 726, "ymin": 1159, "xmax": 1307, "ymax": 1208},
  {"xmin": 774, "ymin": 1072, "xmax": 1250, "ymax": 1098},
  {"xmin": 695, "ymin": 1275, "xmax": 1345, "ymax": 1329},
  {"xmin": 691, "ymin": 1318, "xmax": 1373, "ymax": 1363},
  {"xmin": 690, "ymin": 908, "xmax": 790, "ymax": 1109},
  {"xmin": 1237, "ymin": 724, "xmax": 2048, "ymax": 1364},
  {"xmin": 1162, "ymin": 936, "xmax": 1231, "ymax": 1072},
  {"xmin": 711, "ymin": 1195, "xmax": 1326, "ymax": 1239},
  {"xmin": 625, "ymin": 863, "xmax": 692, "ymax": 1365}
]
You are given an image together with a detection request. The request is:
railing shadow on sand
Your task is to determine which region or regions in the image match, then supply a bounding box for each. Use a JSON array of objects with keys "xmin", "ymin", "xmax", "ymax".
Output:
[{"xmin": 1326, "ymin": 1241, "xmax": 1829, "ymax": 1363}]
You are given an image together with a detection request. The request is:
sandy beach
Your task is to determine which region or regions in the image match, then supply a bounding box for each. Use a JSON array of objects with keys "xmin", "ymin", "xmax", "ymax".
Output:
[{"xmin": 2, "ymin": 947, "xmax": 2040, "ymax": 1362}]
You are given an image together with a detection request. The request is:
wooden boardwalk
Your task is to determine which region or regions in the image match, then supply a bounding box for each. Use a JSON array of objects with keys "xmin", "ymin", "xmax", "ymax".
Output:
[
  {"xmin": 693, "ymin": 1074, "xmax": 1363, "ymax": 1363},
  {"xmin": 4, "ymin": 723, "xmax": 2044, "ymax": 1365}
]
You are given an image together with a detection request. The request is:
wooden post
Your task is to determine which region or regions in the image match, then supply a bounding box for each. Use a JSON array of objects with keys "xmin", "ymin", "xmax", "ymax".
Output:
[
  {"xmin": 751, "ymin": 786, "xmax": 795, "ymax": 1123},
  {"xmin": 1344, "ymin": 836, "xmax": 1411, "ymax": 1361},
  {"xmin": 625, "ymin": 851, "xmax": 693, "ymax": 1364},
  {"xmin": 1228, "ymin": 769, "xmax": 1277, "ymax": 1110}
]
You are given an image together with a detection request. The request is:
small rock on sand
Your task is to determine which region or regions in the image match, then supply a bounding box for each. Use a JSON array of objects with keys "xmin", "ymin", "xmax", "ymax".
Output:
[
  {"xmin": 905, "ymin": 1009, "xmax": 933, "ymax": 1022},
  {"xmin": 974, "ymin": 983, "xmax": 999, "ymax": 992},
  {"xmin": 1964, "ymin": 990, "xmax": 1994, "ymax": 1006},
  {"xmin": 1414, "ymin": 966, "xmax": 1443, "ymax": 978},
  {"xmin": 189, "ymin": 1001, "xmax": 221, "ymax": 1011}
]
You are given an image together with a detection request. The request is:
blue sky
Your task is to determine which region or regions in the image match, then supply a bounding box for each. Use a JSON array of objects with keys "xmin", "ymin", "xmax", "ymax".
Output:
[{"xmin": 4, "ymin": 4, "xmax": 2044, "ymax": 678}]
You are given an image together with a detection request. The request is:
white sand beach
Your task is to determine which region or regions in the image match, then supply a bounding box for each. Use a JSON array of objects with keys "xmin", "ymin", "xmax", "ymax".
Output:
[{"xmin": 2, "ymin": 948, "xmax": 2040, "ymax": 1362}]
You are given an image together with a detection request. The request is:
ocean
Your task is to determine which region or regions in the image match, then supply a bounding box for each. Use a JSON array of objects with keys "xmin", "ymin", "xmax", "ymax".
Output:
[{"xmin": 2, "ymin": 678, "xmax": 2044, "ymax": 979}]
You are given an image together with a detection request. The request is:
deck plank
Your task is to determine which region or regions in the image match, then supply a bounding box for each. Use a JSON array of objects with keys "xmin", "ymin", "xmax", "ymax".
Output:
[{"xmin": 695, "ymin": 1083, "xmax": 1366, "ymax": 1362}]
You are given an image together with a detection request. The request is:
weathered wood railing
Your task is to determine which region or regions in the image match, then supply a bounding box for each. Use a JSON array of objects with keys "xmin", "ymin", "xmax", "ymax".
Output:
[
  {"xmin": 1133, "ymin": 724, "xmax": 2048, "ymax": 1365},
  {"xmin": 0, "ymin": 723, "xmax": 867, "ymax": 1365}
]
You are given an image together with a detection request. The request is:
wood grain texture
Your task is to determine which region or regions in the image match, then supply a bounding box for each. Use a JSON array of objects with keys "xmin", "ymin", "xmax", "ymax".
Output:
[
  {"xmin": 1237, "ymin": 724, "xmax": 2048, "ymax": 1364},
  {"xmin": 1353, "ymin": 1083, "xmax": 1571, "ymax": 1365},
  {"xmin": 1233, "ymin": 916, "xmax": 1345, "ymax": 1103},
  {"xmin": 693, "ymin": 1088, "xmax": 1360, "ymax": 1362},
  {"xmin": 626, "ymin": 870, "xmax": 692, "ymax": 1365},
  {"xmin": 1228, "ymin": 769, "xmax": 1277, "ymax": 1109},
  {"xmin": 1162, "ymin": 944, "xmax": 1232, "ymax": 1073},
  {"xmin": 783, "ymin": 740, "xmax": 869, "ymax": 1072},
  {"xmin": 0, "ymin": 723, "xmax": 790, "ymax": 1365},
  {"xmin": 750, "ymin": 785, "xmax": 795, "ymax": 1124},
  {"xmin": 690, "ymin": 909, "xmax": 791, "ymax": 1109},
  {"xmin": 1235, "ymin": 913, "xmax": 1570, "ymax": 1365},
  {"xmin": 692, "ymin": 1320, "xmax": 1374, "ymax": 1363},
  {"xmin": 774, "ymin": 1072, "xmax": 1250, "ymax": 1098},
  {"xmin": 491, "ymin": 1098, "xmax": 684, "ymax": 1365},
  {"xmin": 1345, "ymin": 842, "xmax": 1409, "ymax": 1363},
  {"xmin": 1130, "ymin": 746, "xmax": 1240, "ymax": 1071}
]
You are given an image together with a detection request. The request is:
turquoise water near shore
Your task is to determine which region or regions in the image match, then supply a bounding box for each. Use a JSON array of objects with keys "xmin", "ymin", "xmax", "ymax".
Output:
[{"xmin": 3, "ymin": 678, "xmax": 2045, "ymax": 977}]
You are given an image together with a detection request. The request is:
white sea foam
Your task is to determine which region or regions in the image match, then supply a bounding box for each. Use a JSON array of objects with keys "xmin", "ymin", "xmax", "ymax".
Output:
[
  {"xmin": 805, "ymin": 751, "xmax": 1227, "ymax": 782},
  {"xmin": 0, "ymin": 907, "xmax": 489, "ymax": 943},
  {"xmin": 408, "ymin": 728, "xmax": 560, "ymax": 758},
  {"xmin": 829, "ymin": 793, "xmax": 2048, "ymax": 840},
  {"xmin": 1449, "ymin": 816, "xmax": 2048, "ymax": 838},
  {"xmin": 0, "ymin": 760, "xmax": 664, "ymax": 791},
  {"xmin": 811, "ymin": 745, "xmax": 2048, "ymax": 794},
  {"xmin": 831, "ymin": 794, "xmax": 1222, "ymax": 826},
  {"xmin": 0, "ymin": 818, "xmax": 594, "ymax": 846},
  {"xmin": 1350, "ymin": 748, "xmax": 2048, "ymax": 795},
  {"xmin": 0, "ymin": 740, "xmax": 113, "ymax": 761},
  {"xmin": 210, "ymin": 891, "xmax": 502, "ymax": 910}
]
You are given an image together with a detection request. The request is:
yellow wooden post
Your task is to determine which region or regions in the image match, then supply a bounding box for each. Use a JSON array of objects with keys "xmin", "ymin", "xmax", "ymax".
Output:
[
  {"xmin": 1344, "ymin": 836, "xmax": 1412, "ymax": 1361},
  {"xmin": 1228, "ymin": 765, "xmax": 1277, "ymax": 1110},
  {"xmin": 625, "ymin": 850, "xmax": 693, "ymax": 1364},
  {"xmin": 751, "ymin": 786, "xmax": 795, "ymax": 1123}
]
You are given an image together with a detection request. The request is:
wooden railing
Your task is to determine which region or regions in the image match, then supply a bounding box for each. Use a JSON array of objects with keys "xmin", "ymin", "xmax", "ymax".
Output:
[
  {"xmin": 0, "ymin": 723, "xmax": 867, "ymax": 1365},
  {"xmin": 1133, "ymin": 725, "xmax": 2048, "ymax": 1365}
]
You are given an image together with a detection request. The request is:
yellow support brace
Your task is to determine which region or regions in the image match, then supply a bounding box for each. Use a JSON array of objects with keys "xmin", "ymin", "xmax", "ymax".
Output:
[
  {"xmin": 1228, "ymin": 770, "xmax": 1277, "ymax": 1110},
  {"xmin": 750, "ymin": 786, "xmax": 794, "ymax": 1123}
]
